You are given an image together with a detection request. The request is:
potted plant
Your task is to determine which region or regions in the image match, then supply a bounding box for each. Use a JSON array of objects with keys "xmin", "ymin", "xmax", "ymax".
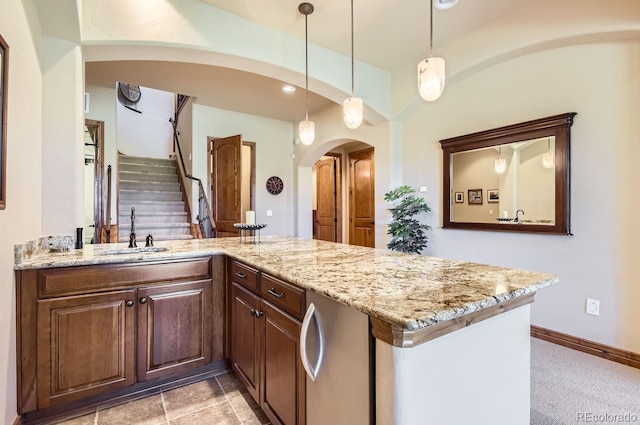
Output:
[{"xmin": 384, "ymin": 185, "xmax": 431, "ymax": 254}]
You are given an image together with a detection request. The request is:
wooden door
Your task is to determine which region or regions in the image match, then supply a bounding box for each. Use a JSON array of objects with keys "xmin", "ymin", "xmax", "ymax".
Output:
[
  {"xmin": 261, "ymin": 301, "xmax": 306, "ymax": 425},
  {"xmin": 315, "ymin": 156, "xmax": 342, "ymax": 242},
  {"xmin": 36, "ymin": 290, "xmax": 136, "ymax": 408},
  {"xmin": 137, "ymin": 280, "xmax": 212, "ymax": 381},
  {"xmin": 349, "ymin": 148, "xmax": 375, "ymax": 248},
  {"xmin": 211, "ymin": 135, "xmax": 242, "ymax": 237},
  {"xmin": 231, "ymin": 282, "xmax": 262, "ymax": 403}
]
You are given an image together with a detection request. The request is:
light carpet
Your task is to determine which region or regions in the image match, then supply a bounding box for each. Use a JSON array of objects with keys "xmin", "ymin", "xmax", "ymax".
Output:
[{"xmin": 531, "ymin": 338, "xmax": 640, "ymax": 424}]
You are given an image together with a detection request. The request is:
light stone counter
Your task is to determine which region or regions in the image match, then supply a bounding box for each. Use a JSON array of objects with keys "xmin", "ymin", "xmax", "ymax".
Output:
[{"xmin": 14, "ymin": 236, "xmax": 557, "ymax": 343}]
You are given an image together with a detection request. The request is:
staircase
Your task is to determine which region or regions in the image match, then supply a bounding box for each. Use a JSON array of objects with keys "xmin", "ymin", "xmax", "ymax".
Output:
[{"xmin": 118, "ymin": 154, "xmax": 193, "ymax": 242}]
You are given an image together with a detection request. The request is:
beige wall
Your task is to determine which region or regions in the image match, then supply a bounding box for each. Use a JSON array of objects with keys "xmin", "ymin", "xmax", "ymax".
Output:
[
  {"xmin": 401, "ymin": 42, "xmax": 640, "ymax": 352},
  {"xmin": 192, "ymin": 103, "xmax": 295, "ymax": 236},
  {"xmin": 0, "ymin": 1, "xmax": 43, "ymax": 423}
]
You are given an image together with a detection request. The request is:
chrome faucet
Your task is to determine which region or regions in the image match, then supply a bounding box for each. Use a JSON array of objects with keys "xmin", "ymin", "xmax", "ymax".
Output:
[
  {"xmin": 515, "ymin": 209, "xmax": 525, "ymax": 223},
  {"xmin": 128, "ymin": 207, "xmax": 137, "ymax": 248}
]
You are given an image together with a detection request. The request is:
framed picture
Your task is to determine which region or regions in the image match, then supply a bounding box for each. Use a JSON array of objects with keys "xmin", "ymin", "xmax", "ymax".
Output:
[
  {"xmin": 0, "ymin": 34, "xmax": 8, "ymax": 210},
  {"xmin": 454, "ymin": 192, "xmax": 464, "ymax": 203},
  {"xmin": 468, "ymin": 189, "xmax": 482, "ymax": 205},
  {"xmin": 487, "ymin": 189, "xmax": 499, "ymax": 203}
]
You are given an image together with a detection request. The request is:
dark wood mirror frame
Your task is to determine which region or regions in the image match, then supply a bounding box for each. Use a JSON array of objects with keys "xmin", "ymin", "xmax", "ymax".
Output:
[{"xmin": 440, "ymin": 112, "xmax": 577, "ymax": 235}]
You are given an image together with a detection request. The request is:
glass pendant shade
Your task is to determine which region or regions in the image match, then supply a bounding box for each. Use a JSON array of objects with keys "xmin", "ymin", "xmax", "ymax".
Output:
[
  {"xmin": 417, "ymin": 57, "xmax": 445, "ymax": 101},
  {"xmin": 343, "ymin": 97, "xmax": 364, "ymax": 129},
  {"xmin": 299, "ymin": 120, "xmax": 315, "ymax": 145},
  {"xmin": 542, "ymin": 150, "xmax": 555, "ymax": 168},
  {"xmin": 494, "ymin": 158, "xmax": 506, "ymax": 173}
]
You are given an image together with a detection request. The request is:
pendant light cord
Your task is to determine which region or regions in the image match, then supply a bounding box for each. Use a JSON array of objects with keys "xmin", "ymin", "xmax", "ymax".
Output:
[
  {"xmin": 351, "ymin": 0, "xmax": 355, "ymax": 97},
  {"xmin": 429, "ymin": 0, "xmax": 434, "ymax": 57},
  {"xmin": 305, "ymin": 13, "xmax": 310, "ymax": 121}
]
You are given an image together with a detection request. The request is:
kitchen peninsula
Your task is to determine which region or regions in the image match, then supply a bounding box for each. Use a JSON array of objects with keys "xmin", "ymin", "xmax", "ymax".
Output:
[{"xmin": 15, "ymin": 237, "xmax": 557, "ymax": 425}]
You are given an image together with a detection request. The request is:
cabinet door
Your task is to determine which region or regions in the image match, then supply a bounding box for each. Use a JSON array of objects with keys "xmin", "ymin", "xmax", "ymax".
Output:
[
  {"xmin": 36, "ymin": 290, "xmax": 136, "ymax": 408},
  {"xmin": 137, "ymin": 280, "xmax": 212, "ymax": 381},
  {"xmin": 261, "ymin": 301, "xmax": 306, "ymax": 425},
  {"xmin": 231, "ymin": 282, "xmax": 261, "ymax": 402}
]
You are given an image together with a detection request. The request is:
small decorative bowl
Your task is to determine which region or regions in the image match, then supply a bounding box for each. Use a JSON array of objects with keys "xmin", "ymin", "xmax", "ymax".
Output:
[{"xmin": 233, "ymin": 223, "xmax": 268, "ymax": 231}]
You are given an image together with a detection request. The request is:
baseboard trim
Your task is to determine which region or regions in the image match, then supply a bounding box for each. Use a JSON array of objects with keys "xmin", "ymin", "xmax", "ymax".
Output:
[
  {"xmin": 531, "ymin": 325, "xmax": 640, "ymax": 369},
  {"xmin": 13, "ymin": 415, "xmax": 23, "ymax": 425}
]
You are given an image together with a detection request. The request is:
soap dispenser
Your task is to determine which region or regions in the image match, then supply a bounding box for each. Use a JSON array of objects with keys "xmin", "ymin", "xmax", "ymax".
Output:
[{"xmin": 75, "ymin": 227, "xmax": 83, "ymax": 249}]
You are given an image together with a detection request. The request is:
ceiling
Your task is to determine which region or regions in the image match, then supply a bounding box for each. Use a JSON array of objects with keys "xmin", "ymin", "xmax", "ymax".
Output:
[{"xmin": 82, "ymin": 0, "xmax": 565, "ymax": 123}]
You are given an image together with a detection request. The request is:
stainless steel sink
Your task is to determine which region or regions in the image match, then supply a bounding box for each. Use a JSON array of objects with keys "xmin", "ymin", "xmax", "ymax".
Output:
[{"xmin": 97, "ymin": 246, "xmax": 169, "ymax": 256}]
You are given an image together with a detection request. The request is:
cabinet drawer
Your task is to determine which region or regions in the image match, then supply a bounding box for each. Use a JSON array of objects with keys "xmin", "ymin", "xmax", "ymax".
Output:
[
  {"xmin": 261, "ymin": 274, "xmax": 305, "ymax": 320},
  {"xmin": 38, "ymin": 258, "xmax": 212, "ymax": 297},
  {"xmin": 231, "ymin": 261, "xmax": 260, "ymax": 294}
]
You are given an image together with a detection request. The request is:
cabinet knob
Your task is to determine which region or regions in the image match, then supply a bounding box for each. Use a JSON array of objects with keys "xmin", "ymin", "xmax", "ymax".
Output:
[
  {"xmin": 139, "ymin": 297, "xmax": 148, "ymax": 304},
  {"xmin": 126, "ymin": 300, "xmax": 134, "ymax": 308},
  {"xmin": 250, "ymin": 309, "xmax": 264, "ymax": 318}
]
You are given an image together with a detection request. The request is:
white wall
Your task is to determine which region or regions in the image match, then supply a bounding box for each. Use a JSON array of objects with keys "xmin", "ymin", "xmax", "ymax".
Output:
[
  {"xmin": 116, "ymin": 85, "xmax": 173, "ymax": 159},
  {"xmin": 0, "ymin": 1, "xmax": 43, "ymax": 423},
  {"xmin": 400, "ymin": 42, "xmax": 640, "ymax": 352},
  {"xmin": 192, "ymin": 103, "xmax": 295, "ymax": 236}
]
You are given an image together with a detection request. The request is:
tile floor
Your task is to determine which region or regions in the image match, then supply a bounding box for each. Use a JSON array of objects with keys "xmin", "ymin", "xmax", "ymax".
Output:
[{"xmin": 51, "ymin": 371, "xmax": 270, "ymax": 425}]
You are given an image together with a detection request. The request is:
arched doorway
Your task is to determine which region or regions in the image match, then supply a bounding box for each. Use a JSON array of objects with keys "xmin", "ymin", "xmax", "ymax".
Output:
[{"xmin": 311, "ymin": 141, "xmax": 375, "ymax": 247}]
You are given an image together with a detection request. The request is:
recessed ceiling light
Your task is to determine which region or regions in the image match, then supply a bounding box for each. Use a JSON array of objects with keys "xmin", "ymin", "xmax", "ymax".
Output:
[
  {"xmin": 282, "ymin": 85, "xmax": 296, "ymax": 93},
  {"xmin": 434, "ymin": 0, "xmax": 459, "ymax": 10}
]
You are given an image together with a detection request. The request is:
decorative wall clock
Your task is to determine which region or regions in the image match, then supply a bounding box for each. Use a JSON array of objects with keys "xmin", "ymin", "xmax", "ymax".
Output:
[{"xmin": 266, "ymin": 176, "xmax": 284, "ymax": 195}]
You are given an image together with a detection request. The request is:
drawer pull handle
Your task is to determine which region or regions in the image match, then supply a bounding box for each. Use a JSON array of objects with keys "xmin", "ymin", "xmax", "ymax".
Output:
[
  {"xmin": 235, "ymin": 272, "xmax": 247, "ymax": 279},
  {"xmin": 139, "ymin": 297, "xmax": 148, "ymax": 304},
  {"xmin": 267, "ymin": 288, "xmax": 285, "ymax": 298},
  {"xmin": 126, "ymin": 300, "xmax": 134, "ymax": 308}
]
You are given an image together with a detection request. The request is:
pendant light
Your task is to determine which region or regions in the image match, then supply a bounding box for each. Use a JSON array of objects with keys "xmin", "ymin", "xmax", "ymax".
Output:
[
  {"xmin": 343, "ymin": 0, "xmax": 363, "ymax": 129},
  {"xmin": 542, "ymin": 137, "xmax": 555, "ymax": 168},
  {"xmin": 495, "ymin": 146, "xmax": 506, "ymax": 174},
  {"xmin": 298, "ymin": 3, "xmax": 315, "ymax": 145},
  {"xmin": 417, "ymin": 0, "xmax": 446, "ymax": 102}
]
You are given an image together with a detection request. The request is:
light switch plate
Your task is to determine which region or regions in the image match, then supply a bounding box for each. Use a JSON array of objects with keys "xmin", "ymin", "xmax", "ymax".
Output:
[
  {"xmin": 266, "ymin": 210, "xmax": 273, "ymax": 217},
  {"xmin": 419, "ymin": 186, "xmax": 427, "ymax": 193}
]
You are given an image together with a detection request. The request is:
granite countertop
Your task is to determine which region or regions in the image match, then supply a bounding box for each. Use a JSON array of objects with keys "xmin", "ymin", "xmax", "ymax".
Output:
[{"xmin": 14, "ymin": 236, "xmax": 558, "ymax": 334}]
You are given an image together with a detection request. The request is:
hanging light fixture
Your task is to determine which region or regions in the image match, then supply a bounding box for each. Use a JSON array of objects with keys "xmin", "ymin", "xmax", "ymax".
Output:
[
  {"xmin": 343, "ymin": 0, "xmax": 363, "ymax": 129},
  {"xmin": 495, "ymin": 146, "xmax": 506, "ymax": 173},
  {"xmin": 542, "ymin": 137, "xmax": 555, "ymax": 168},
  {"xmin": 298, "ymin": 3, "xmax": 315, "ymax": 145},
  {"xmin": 417, "ymin": 0, "xmax": 446, "ymax": 101}
]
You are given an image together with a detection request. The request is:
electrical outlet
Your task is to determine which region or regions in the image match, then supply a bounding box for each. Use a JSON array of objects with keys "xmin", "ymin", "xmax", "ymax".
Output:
[
  {"xmin": 266, "ymin": 210, "xmax": 273, "ymax": 217},
  {"xmin": 419, "ymin": 186, "xmax": 427, "ymax": 193},
  {"xmin": 489, "ymin": 209, "xmax": 493, "ymax": 215},
  {"xmin": 585, "ymin": 298, "xmax": 600, "ymax": 316}
]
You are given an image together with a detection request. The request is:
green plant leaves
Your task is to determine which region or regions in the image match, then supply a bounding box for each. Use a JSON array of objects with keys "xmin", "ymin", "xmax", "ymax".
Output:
[{"xmin": 384, "ymin": 185, "xmax": 431, "ymax": 254}]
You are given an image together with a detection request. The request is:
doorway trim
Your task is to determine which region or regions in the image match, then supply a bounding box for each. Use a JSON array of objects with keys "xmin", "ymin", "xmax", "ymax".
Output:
[{"xmin": 85, "ymin": 119, "xmax": 105, "ymax": 244}]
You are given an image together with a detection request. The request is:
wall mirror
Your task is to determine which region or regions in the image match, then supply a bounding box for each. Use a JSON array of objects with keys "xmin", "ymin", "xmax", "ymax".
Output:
[{"xmin": 440, "ymin": 113, "xmax": 576, "ymax": 235}]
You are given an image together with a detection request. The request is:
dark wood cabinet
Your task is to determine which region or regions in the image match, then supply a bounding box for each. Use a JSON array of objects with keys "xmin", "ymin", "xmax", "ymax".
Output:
[
  {"xmin": 17, "ymin": 258, "xmax": 220, "ymax": 419},
  {"xmin": 231, "ymin": 282, "xmax": 261, "ymax": 401},
  {"xmin": 229, "ymin": 259, "xmax": 306, "ymax": 425},
  {"xmin": 36, "ymin": 290, "xmax": 136, "ymax": 408},
  {"xmin": 137, "ymin": 279, "xmax": 212, "ymax": 381},
  {"xmin": 262, "ymin": 300, "xmax": 305, "ymax": 425}
]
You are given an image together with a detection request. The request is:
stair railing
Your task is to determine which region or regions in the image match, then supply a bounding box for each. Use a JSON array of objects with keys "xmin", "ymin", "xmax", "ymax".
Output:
[{"xmin": 170, "ymin": 97, "xmax": 215, "ymax": 238}]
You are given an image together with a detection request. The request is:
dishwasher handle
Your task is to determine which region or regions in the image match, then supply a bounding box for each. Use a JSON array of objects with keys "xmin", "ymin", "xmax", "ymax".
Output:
[{"xmin": 300, "ymin": 302, "xmax": 324, "ymax": 382}]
